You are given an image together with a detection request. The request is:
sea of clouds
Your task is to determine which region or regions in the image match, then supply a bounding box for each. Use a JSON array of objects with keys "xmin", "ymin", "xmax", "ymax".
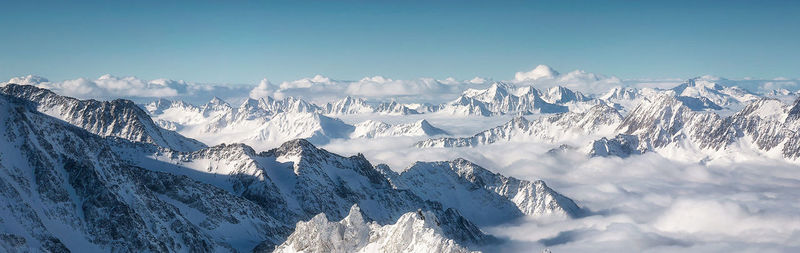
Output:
[{"xmin": 322, "ymin": 134, "xmax": 800, "ymax": 253}]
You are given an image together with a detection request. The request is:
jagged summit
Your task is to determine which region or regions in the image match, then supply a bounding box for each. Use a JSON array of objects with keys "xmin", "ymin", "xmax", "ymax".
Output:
[
  {"xmin": 0, "ymin": 84, "xmax": 206, "ymax": 152},
  {"xmin": 274, "ymin": 204, "xmax": 475, "ymax": 253},
  {"xmin": 542, "ymin": 85, "xmax": 589, "ymax": 104},
  {"xmin": 787, "ymin": 97, "xmax": 800, "ymax": 122},
  {"xmin": 394, "ymin": 158, "xmax": 582, "ymax": 224},
  {"xmin": 439, "ymin": 82, "xmax": 569, "ymax": 116},
  {"xmin": 270, "ymin": 138, "xmax": 320, "ymax": 156}
]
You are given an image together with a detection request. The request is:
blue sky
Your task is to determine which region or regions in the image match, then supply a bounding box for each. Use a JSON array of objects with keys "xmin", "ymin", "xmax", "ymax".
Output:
[{"xmin": 1, "ymin": 0, "xmax": 798, "ymax": 83}]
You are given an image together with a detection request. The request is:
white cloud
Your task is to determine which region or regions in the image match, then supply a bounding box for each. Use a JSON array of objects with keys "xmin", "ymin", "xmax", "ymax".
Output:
[
  {"xmin": 468, "ymin": 77, "xmax": 489, "ymax": 84},
  {"xmin": 247, "ymin": 75, "xmax": 492, "ymax": 104},
  {"xmin": 654, "ymin": 198, "xmax": 800, "ymax": 242},
  {"xmin": 759, "ymin": 80, "xmax": 798, "ymax": 92},
  {"xmin": 2, "ymin": 74, "xmax": 252, "ymax": 105},
  {"xmin": 512, "ymin": 65, "xmax": 625, "ymax": 94},
  {"xmin": 23, "ymin": 74, "xmax": 184, "ymax": 98},
  {"xmin": 514, "ymin": 64, "xmax": 560, "ymax": 82},
  {"xmin": 320, "ymin": 126, "xmax": 800, "ymax": 253},
  {"xmin": 249, "ymin": 78, "xmax": 276, "ymax": 99},
  {"xmin": 2, "ymin": 74, "xmax": 49, "ymax": 86}
]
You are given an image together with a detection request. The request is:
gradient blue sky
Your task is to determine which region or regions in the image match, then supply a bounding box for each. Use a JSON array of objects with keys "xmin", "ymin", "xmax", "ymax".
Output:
[{"xmin": 1, "ymin": 0, "xmax": 798, "ymax": 83}]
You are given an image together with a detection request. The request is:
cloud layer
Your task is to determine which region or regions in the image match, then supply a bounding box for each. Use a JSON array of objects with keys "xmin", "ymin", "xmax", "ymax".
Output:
[
  {"xmin": 4, "ymin": 65, "xmax": 797, "ymax": 106},
  {"xmin": 319, "ymin": 124, "xmax": 800, "ymax": 253},
  {"xmin": 1, "ymin": 74, "xmax": 253, "ymax": 105}
]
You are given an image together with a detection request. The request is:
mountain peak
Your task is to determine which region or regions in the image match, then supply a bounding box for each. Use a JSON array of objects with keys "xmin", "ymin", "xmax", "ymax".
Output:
[
  {"xmin": 274, "ymin": 138, "xmax": 320, "ymax": 155},
  {"xmin": 208, "ymin": 96, "xmax": 227, "ymax": 105}
]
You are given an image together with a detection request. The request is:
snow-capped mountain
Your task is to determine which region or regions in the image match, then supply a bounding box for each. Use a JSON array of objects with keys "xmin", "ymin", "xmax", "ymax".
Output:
[
  {"xmin": 589, "ymin": 93, "xmax": 800, "ymax": 160},
  {"xmin": 764, "ymin": 88, "xmax": 800, "ymax": 104},
  {"xmin": 615, "ymin": 93, "xmax": 733, "ymax": 151},
  {"xmin": 351, "ymin": 119, "xmax": 448, "ymax": 138},
  {"xmin": 541, "ymin": 85, "xmax": 591, "ymax": 104},
  {"xmin": 587, "ymin": 134, "xmax": 645, "ymax": 158},
  {"xmin": 417, "ymin": 104, "xmax": 622, "ymax": 148},
  {"xmin": 437, "ymin": 82, "xmax": 568, "ymax": 116},
  {"xmin": 274, "ymin": 205, "xmax": 476, "ymax": 253},
  {"xmin": 149, "ymin": 96, "xmax": 449, "ymax": 149},
  {"xmin": 597, "ymin": 78, "xmax": 760, "ymax": 114},
  {"xmin": 323, "ymin": 97, "xmax": 421, "ymax": 115},
  {"xmin": 670, "ymin": 77, "xmax": 759, "ymax": 111},
  {"xmin": 600, "ymin": 86, "xmax": 639, "ymax": 102},
  {"xmin": 245, "ymin": 112, "xmax": 354, "ymax": 148},
  {"xmin": 373, "ymin": 100, "xmax": 422, "ymax": 115},
  {"xmin": 2, "ymin": 89, "xmax": 589, "ymax": 252},
  {"xmin": 138, "ymin": 138, "xmax": 526, "ymax": 249},
  {"xmin": 147, "ymin": 97, "xmax": 354, "ymax": 149},
  {"xmin": 380, "ymin": 159, "xmax": 582, "ymax": 226},
  {"xmin": 324, "ymin": 96, "xmax": 375, "ymax": 115},
  {"xmin": 0, "ymin": 93, "xmax": 288, "ymax": 252},
  {"xmin": 0, "ymin": 84, "xmax": 205, "ymax": 152},
  {"xmin": 414, "ymin": 78, "xmax": 800, "ymax": 162}
]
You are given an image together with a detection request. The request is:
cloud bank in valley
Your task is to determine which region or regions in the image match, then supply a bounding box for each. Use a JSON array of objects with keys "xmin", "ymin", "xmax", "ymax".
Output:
[{"xmin": 321, "ymin": 136, "xmax": 800, "ymax": 253}]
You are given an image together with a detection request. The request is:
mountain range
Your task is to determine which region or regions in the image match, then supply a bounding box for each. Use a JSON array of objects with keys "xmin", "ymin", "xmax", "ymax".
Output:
[
  {"xmin": 0, "ymin": 84, "xmax": 579, "ymax": 252},
  {"xmin": 2, "ymin": 73, "xmax": 799, "ymax": 252}
]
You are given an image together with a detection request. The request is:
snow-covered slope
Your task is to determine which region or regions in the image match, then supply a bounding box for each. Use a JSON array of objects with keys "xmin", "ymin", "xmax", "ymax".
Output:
[
  {"xmin": 591, "ymin": 94, "xmax": 800, "ymax": 160},
  {"xmin": 245, "ymin": 112, "xmax": 354, "ymax": 149},
  {"xmin": 351, "ymin": 119, "xmax": 447, "ymax": 138},
  {"xmin": 0, "ymin": 84, "xmax": 205, "ymax": 152},
  {"xmin": 0, "ymin": 91, "xmax": 510, "ymax": 251},
  {"xmin": 141, "ymin": 139, "xmax": 507, "ymax": 249},
  {"xmin": 384, "ymin": 159, "xmax": 581, "ymax": 225},
  {"xmin": 616, "ymin": 93, "xmax": 734, "ymax": 151},
  {"xmin": 149, "ymin": 96, "xmax": 448, "ymax": 149},
  {"xmin": 417, "ymin": 104, "xmax": 622, "ymax": 147},
  {"xmin": 147, "ymin": 97, "xmax": 356, "ymax": 149},
  {"xmin": 323, "ymin": 97, "xmax": 421, "ymax": 115},
  {"xmin": 0, "ymin": 93, "xmax": 288, "ymax": 252},
  {"xmin": 274, "ymin": 205, "xmax": 476, "ymax": 253},
  {"xmin": 670, "ymin": 77, "xmax": 759, "ymax": 111}
]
